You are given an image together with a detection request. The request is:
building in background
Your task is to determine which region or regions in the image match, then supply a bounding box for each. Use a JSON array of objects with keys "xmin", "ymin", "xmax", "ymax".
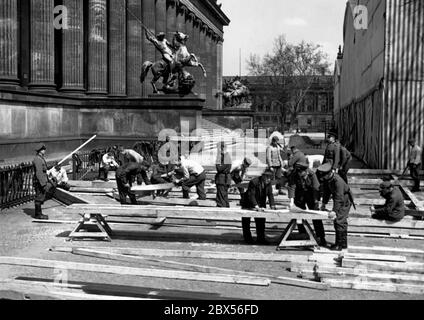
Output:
[
  {"xmin": 0, "ymin": 0, "xmax": 229, "ymax": 160},
  {"xmin": 222, "ymin": 76, "xmax": 334, "ymax": 134},
  {"xmin": 334, "ymin": 0, "xmax": 424, "ymax": 169}
]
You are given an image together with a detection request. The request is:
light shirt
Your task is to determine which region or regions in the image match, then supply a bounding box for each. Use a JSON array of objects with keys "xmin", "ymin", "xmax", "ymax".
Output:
[
  {"xmin": 122, "ymin": 149, "xmax": 144, "ymax": 163},
  {"xmin": 49, "ymin": 167, "xmax": 68, "ymax": 184},
  {"xmin": 101, "ymin": 154, "xmax": 119, "ymax": 168},
  {"xmin": 409, "ymin": 145, "xmax": 422, "ymax": 165},
  {"xmin": 181, "ymin": 158, "xmax": 205, "ymax": 179}
]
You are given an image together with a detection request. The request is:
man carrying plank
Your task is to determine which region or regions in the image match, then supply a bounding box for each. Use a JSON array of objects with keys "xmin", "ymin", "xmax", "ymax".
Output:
[
  {"xmin": 115, "ymin": 162, "xmax": 150, "ymax": 205},
  {"xmin": 317, "ymin": 163, "xmax": 353, "ymax": 251},
  {"xmin": 240, "ymin": 170, "xmax": 276, "ymax": 245},
  {"xmin": 175, "ymin": 156, "xmax": 206, "ymax": 200},
  {"xmin": 370, "ymin": 181, "xmax": 405, "ymax": 222},
  {"xmin": 289, "ymin": 162, "xmax": 327, "ymax": 247}
]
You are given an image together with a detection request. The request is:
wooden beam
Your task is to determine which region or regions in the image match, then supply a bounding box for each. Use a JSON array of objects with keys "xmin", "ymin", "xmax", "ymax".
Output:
[
  {"xmin": 341, "ymin": 259, "xmax": 424, "ymax": 273},
  {"xmin": 0, "ymin": 257, "xmax": 270, "ymax": 286},
  {"xmin": 53, "ymin": 188, "xmax": 89, "ymax": 205},
  {"xmin": 70, "ymin": 187, "xmax": 114, "ymax": 194},
  {"xmin": 342, "ymin": 253, "xmax": 407, "ymax": 263},
  {"xmin": 399, "ymin": 186, "xmax": 424, "ymax": 210},
  {"xmin": 322, "ymin": 278, "xmax": 424, "ymax": 294},
  {"xmin": 131, "ymin": 183, "xmax": 175, "ymax": 192}
]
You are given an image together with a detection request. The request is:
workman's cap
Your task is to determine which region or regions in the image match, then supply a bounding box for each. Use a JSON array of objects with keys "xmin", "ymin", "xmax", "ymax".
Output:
[
  {"xmin": 379, "ymin": 181, "xmax": 393, "ymax": 189},
  {"xmin": 317, "ymin": 163, "xmax": 332, "ymax": 174},
  {"xmin": 35, "ymin": 143, "xmax": 46, "ymax": 152},
  {"xmin": 243, "ymin": 158, "xmax": 253, "ymax": 166},
  {"xmin": 295, "ymin": 162, "xmax": 309, "ymax": 170},
  {"xmin": 262, "ymin": 170, "xmax": 274, "ymax": 178}
]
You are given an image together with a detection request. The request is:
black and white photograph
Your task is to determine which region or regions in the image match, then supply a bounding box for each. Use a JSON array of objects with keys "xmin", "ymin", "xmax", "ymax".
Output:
[{"xmin": 0, "ymin": 0, "xmax": 423, "ymax": 305}]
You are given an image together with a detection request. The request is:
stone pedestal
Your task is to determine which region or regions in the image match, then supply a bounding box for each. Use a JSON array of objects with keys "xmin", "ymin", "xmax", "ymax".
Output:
[
  {"xmin": 0, "ymin": 0, "xmax": 19, "ymax": 88},
  {"xmin": 29, "ymin": 0, "xmax": 56, "ymax": 92},
  {"xmin": 61, "ymin": 0, "xmax": 85, "ymax": 94}
]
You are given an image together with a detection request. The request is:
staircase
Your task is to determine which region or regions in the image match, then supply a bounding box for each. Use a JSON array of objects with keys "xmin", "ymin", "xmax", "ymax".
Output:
[{"xmin": 200, "ymin": 119, "xmax": 243, "ymax": 151}]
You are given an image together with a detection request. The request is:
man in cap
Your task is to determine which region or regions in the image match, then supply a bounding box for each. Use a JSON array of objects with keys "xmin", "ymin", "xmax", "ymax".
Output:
[
  {"xmin": 174, "ymin": 155, "xmax": 207, "ymax": 200},
  {"xmin": 215, "ymin": 142, "xmax": 232, "ymax": 207},
  {"xmin": 283, "ymin": 141, "xmax": 307, "ymax": 194},
  {"xmin": 48, "ymin": 161, "xmax": 70, "ymax": 191},
  {"xmin": 115, "ymin": 161, "xmax": 150, "ymax": 205},
  {"xmin": 370, "ymin": 181, "xmax": 405, "ymax": 222},
  {"xmin": 317, "ymin": 163, "xmax": 353, "ymax": 251},
  {"xmin": 408, "ymin": 138, "xmax": 422, "ymax": 192},
  {"xmin": 323, "ymin": 131, "xmax": 341, "ymax": 173},
  {"xmin": 32, "ymin": 143, "xmax": 55, "ymax": 219},
  {"xmin": 288, "ymin": 161, "xmax": 327, "ymax": 246},
  {"xmin": 240, "ymin": 170, "xmax": 277, "ymax": 245},
  {"xmin": 231, "ymin": 157, "xmax": 253, "ymax": 195},
  {"xmin": 266, "ymin": 136, "xmax": 285, "ymax": 195}
]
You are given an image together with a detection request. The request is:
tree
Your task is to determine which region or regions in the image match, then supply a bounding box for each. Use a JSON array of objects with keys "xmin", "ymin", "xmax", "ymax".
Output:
[{"xmin": 247, "ymin": 35, "xmax": 331, "ymax": 131}]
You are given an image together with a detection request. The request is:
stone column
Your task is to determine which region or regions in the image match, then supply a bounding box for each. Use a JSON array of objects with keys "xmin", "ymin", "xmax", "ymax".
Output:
[
  {"xmin": 216, "ymin": 38, "xmax": 224, "ymax": 109},
  {"xmin": 126, "ymin": 0, "xmax": 143, "ymax": 97},
  {"xmin": 176, "ymin": 3, "xmax": 186, "ymax": 33},
  {"xmin": 109, "ymin": 0, "xmax": 126, "ymax": 96},
  {"xmin": 142, "ymin": 0, "xmax": 156, "ymax": 96},
  {"xmin": 87, "ymin": 0, "xmax": 108, "ymax": 95},
  {"xmin": 0, "ymin": 0, "xmax": 19, "ymax": 87},
  {"xmin": 210, "ymin": 34, "xmax": 218, "ymax": 109},
  {"xmin": 205, "ymin": 28, "xmax": 213, "ymax": 108},
  {"xmin": 192, "ymin": 17, "xmax": 203, "ymax": 96},
  {"xmin": 155, "ymin": 0, "xmax": 167, "ymax": 62},
  {"xmin": 29, "ymin": 0, "xmax": 56, "ymax": 91},
  {"xmin": 61, "ymin": 0, "xmax": 85, "ymax": 94},
  {"xmin": 166, "ymin": 0, "xmax": 177, "ymax": 43},
  {"xmin": 199, "ymin": 22, "xmax": 208, "ymax": 100}
]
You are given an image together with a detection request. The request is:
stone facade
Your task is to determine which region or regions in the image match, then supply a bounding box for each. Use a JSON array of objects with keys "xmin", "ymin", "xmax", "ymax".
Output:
[{"xmin": 0, "ymin": 0, "xmax": 229, "ymax": 160}]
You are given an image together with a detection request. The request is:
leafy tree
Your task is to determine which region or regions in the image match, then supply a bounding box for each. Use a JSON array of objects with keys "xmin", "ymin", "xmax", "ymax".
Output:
[{"xmin": 247, "ymin": 35, "xmax": 331, "ymax": 130}]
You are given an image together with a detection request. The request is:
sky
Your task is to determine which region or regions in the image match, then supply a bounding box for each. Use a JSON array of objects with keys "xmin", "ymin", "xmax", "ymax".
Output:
[{"xmin": 221, "ymin": 0, "xmax": 348, "ymax": 76}]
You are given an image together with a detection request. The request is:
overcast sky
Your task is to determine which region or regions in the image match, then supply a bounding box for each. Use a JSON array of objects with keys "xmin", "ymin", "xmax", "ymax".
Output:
[{"xmin": 221, "ymin": 0, "xmax": 347, "ymax": 76}]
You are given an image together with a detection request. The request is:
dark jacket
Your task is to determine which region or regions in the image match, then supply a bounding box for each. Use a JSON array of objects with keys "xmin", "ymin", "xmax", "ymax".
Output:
[
  {"xmin": 115, "ymin": 162, "xmax": 147, "ymax": 185},
  {"xmin": 215, "ymin": 152, "xmax": 232, "ymax": 185},
  {"xmin": 33, "ymin": 155, "xmax": 48, "ymax": 187},
  {"xmin": 288, "ymin": 149, "xmax": 307, "ymax": 168},
  {"xmin": 241, "ymin": 177, "xmax": 275, "ymax": 209},
  {"xmin": 323, "ymin": 141, "xmax": 341, "ymax": 170},
  {"xmin": 375, "ymin": 187, "xmax": 405, "ymax": 221},
  {"xmin": 322, "ymin": 173, "xmax": 352, "ymax": 213},
  {"xmin": 288, "ymin": 168, "xmax": 320, "ymax": 201}
]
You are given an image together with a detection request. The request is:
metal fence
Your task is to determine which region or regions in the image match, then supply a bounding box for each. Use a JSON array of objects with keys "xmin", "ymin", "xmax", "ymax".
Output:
[{"xmin": 0, "ymin": 162, "xmax": 35, "ymax": 210}]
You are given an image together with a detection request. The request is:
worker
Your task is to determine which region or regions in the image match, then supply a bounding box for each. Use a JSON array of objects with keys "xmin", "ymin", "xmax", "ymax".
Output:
[
  {"xmin": 175, "ymin": 155, "xmax": 206, "ymax": 200},
  {"xmin": 150, "ymin": 162, "xmax": 175, "ymax": 197},
  {"xmin": 240, "ymin": 170, "xmax": 277, "ymax": 245},
  {"xmin": 323, "ymin": 131, "xmax": 341, "ymax": 172},
  {"xmin": 48, "ymin": 162, "xmax": 70, "ymax": 191},
  {"xmin": 288, "ymin": 162, "xmax": 327, "ymax": 247},
  {"xmin": 32, "ymin": 143, "xmax": 56, "ymax": 220},
  {"xmin": 231, "ymin": 157, "xmax": 253, "ymax": 194},
  {"xmin": 370, "ymin": 181, "xmax": 405, "ymax": 222},
  {"xmin": 99, "ymin": 151, "xmax": 119, "ymax": 181},
  {"xmin": 408, "ymin": 138, "xmax": 422, "ymax": 192},
  {"xmin": 215, "ymin": 142, "xmax": 232, "ymax": 208},
  {"xmin": 284, "ymin": 141, "xmax": 307, "ymax": 194},
  {"xmin": 266, "ymin": 136, "xmax": 285, "ymax": 195},
  {"xmin": 115, "ymin": 161, "xmax": 150, "ymax": 205},
  {"xmin": 317, "ymin": 163, "xmax": 353, "ymax": 251}
]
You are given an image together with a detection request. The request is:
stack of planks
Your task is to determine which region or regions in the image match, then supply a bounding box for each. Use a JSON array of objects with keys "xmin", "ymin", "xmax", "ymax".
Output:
[{"xmin": 290, "ymin": 246, "xmax": 424, "ymax": 294}]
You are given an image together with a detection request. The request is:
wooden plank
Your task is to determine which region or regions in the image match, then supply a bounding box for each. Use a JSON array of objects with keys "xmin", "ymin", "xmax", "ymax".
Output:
[
  {"xmin": 0, "ymin": 257, "xmax": 270, "ymax": 286},
  {"xmin": 131, "ymin": 183, "xmax": 176, "ymax": 192},
  {"xmin": 349, "ymin": 168, "xmax": 424, "ymax": 175},
  {"xmin": 346, "ymin": 246, "xmax": 424, "ymax": 262},
  {"xmin": 349, "ymin": 178, "xmax": 424, "ymax": 188},
  {"xmin": 322, "ymin": 278, "xmax": 424, "ymax": 294},
  {"xmin": 341, "ymin": 259, "xmax": 424, "ymax": 273},
  {"xmin": 51, "ymin": 246, "xmax": 310, "ymax": 262},
  {"xmin": 32, "ymin": 219, "xmax": 77, "ymax": 224},
  {"xmin": 72, "ymin": 249, "xmax": 327, "ymax": 290},
  {"xmin": 70, "ymin": 187, "xmax": 114, "ymax": 194},
  {"xmin": 54, "ymin": 188, "xmax": 89, "ymax": 205},
  {"xmin": 399, "ymin": 186, "xmax": 424, "ymax": 210},
  {"xmin": 342, "ymin": 253, "xmax": 407, "ymax": 263}
]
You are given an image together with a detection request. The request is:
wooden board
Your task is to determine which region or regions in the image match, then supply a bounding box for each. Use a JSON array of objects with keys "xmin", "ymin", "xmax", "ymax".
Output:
[
  {"xmin": 0, "ymin": 257, "xmax": 270, "ymax": 287},
  {"xmin": 322, "ymin": 278, "xmax": 424, "ymax": 294},
  {"xmin": 399, "ymin": 186, "xmax": 424, "ymax": 210},
  {"xmin": 341, "ymin": 259, "xmax": 424, "ymax": 273},
  {"xmin": 53, "ymin": 188, "xmax": 89, "ymax": 205},
  {"xmin": 131, "ymin": 183, "xmax": 176, "ymax": 192}
]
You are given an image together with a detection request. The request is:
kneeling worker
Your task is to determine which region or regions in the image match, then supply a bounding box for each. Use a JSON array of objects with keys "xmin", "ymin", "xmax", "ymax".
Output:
[
  {"xmin": 370, "ymin": 181, "xmax": 405, "ymax": 222},
  {"xmin": 115, "ymin": 161, "xmax": 150, "ymax": 205},
  {"xmin": 240, "ymin": 170, "xmax": 276, "ymax": 245},
  {"xmin": 175, "ymin": 156, "xmax": 206, "ymax": 200}
]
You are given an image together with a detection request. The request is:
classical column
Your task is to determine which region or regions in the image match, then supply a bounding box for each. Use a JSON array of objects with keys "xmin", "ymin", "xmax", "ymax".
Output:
[
  {"xmin": 126, "ymin": 0, "xmax": 143, "ymax": 97},
  {"xmin": 210, "ymin": 34, "xmax": 218, "ymax": 109},
  {"xmin": 142, "ymin": 0, "xmax": 156, "ymax": 96},
  {"xmin": 176, "ymin": 4, "xmax": 186, "ymax": 33},
  {"xmin": 155, "ymin": 0, "xmax": 167, "ymax": 62},
  {"xmin": 29, "ymin": 0, "xmax": 56, "ymax": 91},
  {"xmin": 87, "ymin": 0, "xmax": 108, "ymax": 95},
  {"xmin": 205, "ymin": 28, "xmax": 213, "ymax": 108},
  {"xmin": 192, "ymin": 17, "xmax": 203, "ymax": 96},
  {"xmin": 199, "ymin": 22, "xmax": 208, "ymax": 100},
  {"xmin": 109, "ymin": 0, "xmax": 126, "ymax": 96},
  {"xmin": 216, "ymin": 38, "xmax": 224, "ymax": 109},
  {"xmin": 166, "ymin": 0, "xmax": 177, "ymax": 43},
  {"xmin": 0, "ymin": 0, "xmax": 19, "ymax": 87},
  {"xmin": 61, "ymin": 0, "xmax": 85, "ymax": 94}
]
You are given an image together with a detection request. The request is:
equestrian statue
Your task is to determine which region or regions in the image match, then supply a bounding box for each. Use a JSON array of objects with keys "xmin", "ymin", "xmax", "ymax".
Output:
[{"xmin": 140, "ymin": 30, "xmax": 207, "ymax": 95}]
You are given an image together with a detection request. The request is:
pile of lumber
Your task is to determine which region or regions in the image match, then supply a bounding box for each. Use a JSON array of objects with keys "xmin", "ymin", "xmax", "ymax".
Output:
[{"xmin": 290, "ymin": 246, "xmax": 424, "ymax": 294}]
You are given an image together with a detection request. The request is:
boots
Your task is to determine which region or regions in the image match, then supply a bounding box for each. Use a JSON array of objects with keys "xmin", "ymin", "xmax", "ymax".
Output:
[
  {"xmin": 255, "ymin": 218, "xmax": 269, "ymax": 245},
  {"xmin": 34, "ymin": 202, "xmax": 48, "ymax": 220},
  {"xmin": 341, "ymin": 229, "xmax": 348, "ymax": 249},
  {"xmin": 331, "ymin": 229, "xmax": 347, "ymax": 251},
  {"xmin": 313, "ymin": 220, "xmax": 327, "ymax": 247},
  {"xmin": 242, "ymin": 218, "xmax": 254, "ymax": 244}
]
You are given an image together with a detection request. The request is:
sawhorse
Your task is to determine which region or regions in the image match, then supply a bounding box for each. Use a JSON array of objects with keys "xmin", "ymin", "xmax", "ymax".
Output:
[
  {"xmin": 276, "ymin": 219, "xmax": 319, "ymax": 250},
  {"xmin": 68, "ymin": 213, "xmax": 112, "ymax": 242}
]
